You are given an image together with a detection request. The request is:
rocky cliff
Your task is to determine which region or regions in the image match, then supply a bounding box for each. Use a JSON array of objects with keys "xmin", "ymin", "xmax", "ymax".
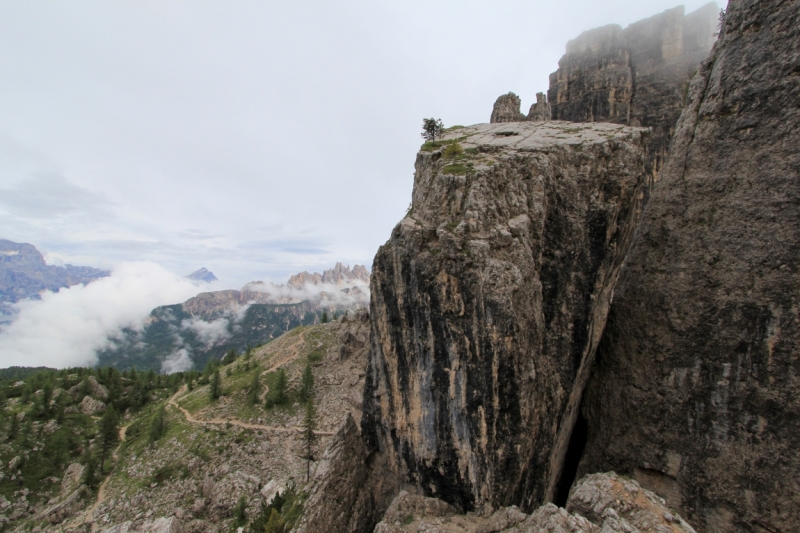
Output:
[
  {"xmin": 362, "ymin": 120, "xmax": 649, "ymax": 513},
  {"xmin": 548, "ymin": 3, "xmax": 718, "ymax": 178},
  {"xmin": 576, "ymin": 0, "xmax": 800, "ymax": 531}
]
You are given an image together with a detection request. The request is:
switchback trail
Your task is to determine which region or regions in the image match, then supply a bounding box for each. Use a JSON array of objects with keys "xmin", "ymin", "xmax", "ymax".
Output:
[{"xmin": 167, "ymin": 331, "xmax": 335, "ymax": 436}]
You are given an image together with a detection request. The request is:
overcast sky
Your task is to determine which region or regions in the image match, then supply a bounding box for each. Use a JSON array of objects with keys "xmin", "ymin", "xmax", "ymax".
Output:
[{"xmin": 0, "ymin": 0, "xmax": 718, "ymax": 289}]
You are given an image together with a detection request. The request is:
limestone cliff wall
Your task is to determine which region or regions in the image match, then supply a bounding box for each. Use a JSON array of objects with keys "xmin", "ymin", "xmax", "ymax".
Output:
[
  {"xmin": 548, "ymin": 3, "xmax": 718, "ymax": 177},
  {"xmin": 578, "ymin": 0, "xmax": 800, "ymax": 531},
  {"xmin": 362, "ymin": 121, "xmax": 649, "ymax": 512}
]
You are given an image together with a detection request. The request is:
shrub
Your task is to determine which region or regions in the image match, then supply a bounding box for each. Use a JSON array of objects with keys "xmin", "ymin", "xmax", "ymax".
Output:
[{"xmin": 443, "ymin": 142, "xmax": 463, "ymax": 158}]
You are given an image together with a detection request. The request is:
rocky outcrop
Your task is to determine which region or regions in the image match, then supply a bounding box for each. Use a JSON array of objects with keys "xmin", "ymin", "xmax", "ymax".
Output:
[
  {"xmin": 548, "ymin": 3, "xmax": 718, "ymax": 177},
  {"xmin": 577, "ymin": 0, "xmax": 800, "ymax": 531},
  {"xmin": 363, "ymin": 121, "xmax": 649, "ymax": 513},
  {"xmin": 79, "ymin": 395, "xmax": 106, "ymax": 415},
  {"xmin": 527, "ymin": 92, "xmax": 551, "ymax": 122},
  {"xmin": 490, "ymin": 93, "xmax": 525, "ymax": 123},
  {"xmin": 372, "ymin": 472, "xmax": 695, "ymax": 532}
]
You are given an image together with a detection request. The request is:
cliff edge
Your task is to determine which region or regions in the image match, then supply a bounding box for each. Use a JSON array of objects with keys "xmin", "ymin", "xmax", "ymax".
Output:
[{"xmin": 362, "ymin": 120, "xmax": 649, "ymax": 512}]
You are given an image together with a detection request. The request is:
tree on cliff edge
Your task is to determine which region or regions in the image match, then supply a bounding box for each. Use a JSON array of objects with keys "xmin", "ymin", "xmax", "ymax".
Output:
[{"xmin": 422, "ymin": 118, "xmax": 445, "ymax": 146}]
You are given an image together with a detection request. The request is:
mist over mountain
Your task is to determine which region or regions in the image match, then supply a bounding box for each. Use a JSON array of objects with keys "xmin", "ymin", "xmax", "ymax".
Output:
[
  {"xmin": 0, "ymin": 239, "xmax": 108, "ymax": 321},
  {"xmin": 96, "ymin": 263, "xmax": 370, "ymax": 373}
]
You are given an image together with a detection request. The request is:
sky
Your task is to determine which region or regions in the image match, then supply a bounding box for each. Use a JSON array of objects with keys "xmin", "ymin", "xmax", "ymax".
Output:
[{"xmin": 0, "ymin": 0, "xmax": 717, "ymax": 368}]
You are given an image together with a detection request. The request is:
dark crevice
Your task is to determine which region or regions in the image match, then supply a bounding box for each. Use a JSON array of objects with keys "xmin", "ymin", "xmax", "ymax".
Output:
[{"xmin": 553, "ymin": 412, "xmax": 588, "ymax": 507}]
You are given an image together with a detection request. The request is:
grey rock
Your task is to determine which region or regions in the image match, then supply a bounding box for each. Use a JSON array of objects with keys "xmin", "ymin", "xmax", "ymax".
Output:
[
  {"xmin": 490, "ymin": 92, "xmax": 526, "ymax": 123},
  {"xmin": 548, "ymin": 3, "xmax": 718, "ymax": 177},
  {"xmin": 526, "ymin": 92, "xmax": 551, "ymax": 122},
  {"xmin": 577, "ymin": 0, "xmax": 800, "ymax": 531},
  {"xmin": 80, "ymin": 395, "xmax": 106, "ymax": 415},
  {"xmin": 363, "ymin": 121, "xmax": 649, "ymax": 512}
]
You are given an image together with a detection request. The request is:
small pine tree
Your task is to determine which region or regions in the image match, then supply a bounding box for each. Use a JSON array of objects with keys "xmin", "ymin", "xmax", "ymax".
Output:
[
  {"xmin": 266, "ymin": 369, "xmax": 287, "ymax": 408},
  {"xmin": 421, "ymin": 117, "xmax": 445, "ymax": 146},
  {"xmin": 232, "ymin": 495, "xmax": 248, "ymax": 528},
  {"xmin": 7, "ymin": 414, "xmax": 19, "ymax": 441},
  {"xmin": 209, "ymin": 369, "xmax": 221, "ymax": 401},
  {"xmin": 83, "ymin": 447, "xmax": 99, "ymax": 489},
  {"xmin": 247, "ymin": 372, "xmax": 261, "ymax": 406},
  {"xmin": 222, "ymin": 348, "xmax": 237, "ymax": 366},
  {"xmin": 99, "ymin": 406, "xmax": 120, "ymax": 473},
  {"xmin": 39, "ymin": 381, "xmax": 53, "ymax": 418},
  {"xmin": 299, "ymin": 363, "xmax": 314, "ymax": 403},
  {"xmin": 321, "ymin": 311, "xmax": 328, "ymax": 324},
  {"xmin": 148, "ymin": 405, "xmax": 166, "ymax": 443},
  {"xmin": 302, "ymin": 394, "xmax": 317, "ymax": 483},
  {"xmin": 264, "ymin": 508, "xmax": 285, "ymax": 533}
]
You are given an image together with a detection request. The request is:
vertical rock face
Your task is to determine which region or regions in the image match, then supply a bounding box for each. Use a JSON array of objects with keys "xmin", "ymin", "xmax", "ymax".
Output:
[
  {"xmin": 363, "ymin": 121, "xmax": 649, "ymax": 512},
  {"xmin": 527, "ymin": 92, "xmax": 551, "ymax": 122},
  {"xmin": 578, "ymin": 0, "xmax": 800, "ymax": 531},
  {"xmin": 548, "ymin": 3, "xmax": 718, "ymax": 176},
  {"xmin": 490, "ymin": 92, "xmax": 526, "ymax": 123}
]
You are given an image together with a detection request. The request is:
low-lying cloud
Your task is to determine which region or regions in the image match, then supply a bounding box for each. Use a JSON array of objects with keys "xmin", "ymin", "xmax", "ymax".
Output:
[
  {"xmin": 242, "ymin": 280, "xmax": 370, "ymax": 309},
  {"xmin": 0, "ymin": 261, "xmax": 212, "ymax": 369}
]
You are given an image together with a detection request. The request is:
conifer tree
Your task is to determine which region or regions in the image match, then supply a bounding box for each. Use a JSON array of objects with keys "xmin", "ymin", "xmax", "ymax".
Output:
[
  {"xmin": 247, "ymin": 371, "xmax": 261, "ymax": 406},
  {"xmin": 82, "ymin": 441, "xmax": 99, "ymax": 489},
  {"xmin": 265, "ymin": 368, "xmax": 287, "ymax": 408},
  {"xmin": 232, "ymin": 495, "xmax": 248, "ymax": 528},
  {"xmin": 98, "ymin": 406, "xmax": 120, "ymax": 473},
  {"xmin": 299, "ymin": 363, "xmax": 314, "ymax": 404},
  {"xmin": 209, "ymin": 369, "xmax": 222, "ymax": 401},
  {"xmin": 148, "ymin": 405, "xmax": 166, "ymax": 443},
  {"xmin": 321, "ymin": 310, "xmax": 328, "ymax": 324},
  {"xmin": 421, "ymin": 117, "xmax": 445, "ymax": 146},
  {"xmin": 302, "ymin": 395, "xmax": 316, "ymax": 482}
]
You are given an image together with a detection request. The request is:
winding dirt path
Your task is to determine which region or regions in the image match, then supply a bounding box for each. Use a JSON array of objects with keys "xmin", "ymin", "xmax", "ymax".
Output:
[{"xmin": 167, "ymin": 332, "xmax": 334, "ymax": 436}]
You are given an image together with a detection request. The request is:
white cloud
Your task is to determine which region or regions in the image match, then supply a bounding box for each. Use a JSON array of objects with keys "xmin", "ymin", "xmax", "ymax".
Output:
[
  {"xmin": 181, "ymin": 316, "xmax": 231, "ymax": 348},
  {"xmin": 161, "ymin": 348, "xmax": 194, "ymax": 374},
  {"xmin": 0, "ymin": 261, "xmax": 209, "ymax": 369},
  {"xmin": 243, "ymin": 280, "xmax": 370, "ymax": 308}
]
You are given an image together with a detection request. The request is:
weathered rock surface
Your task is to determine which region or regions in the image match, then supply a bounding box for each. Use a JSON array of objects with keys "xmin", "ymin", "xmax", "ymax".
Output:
[
  {"xmin": 490, "ymin": 93, "xmax": 526, "ymax": 123},
  {"xmin": 363, "ymin": 121, "xmax": 649, "ymax": 513},
  {"xmin": 577, "ymin": 0, "xmax": 800, "ymax": 531},
  {"xmin": 79, "ymin": 395, "xmax": 106, "ymax": 415},
  {"xmin": 372, "ymin": 472, "xmax": 693, "ymax": 533},
  {"xmin": 548, "ymin": 3, "xmax": 718, "ymax": 177},
  {"xmin": 527, "ymin": 92, "xmax": 552, "ymax": 122}
]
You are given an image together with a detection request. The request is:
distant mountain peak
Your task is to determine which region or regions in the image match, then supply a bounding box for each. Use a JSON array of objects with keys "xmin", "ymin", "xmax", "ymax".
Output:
[
  {"xmin": 287, "ymin": 262, "xmax": 370, "ymax": 288},
  {"xmin": 186, "ymin": 267, "xmax": 218, "ymax": 283}
]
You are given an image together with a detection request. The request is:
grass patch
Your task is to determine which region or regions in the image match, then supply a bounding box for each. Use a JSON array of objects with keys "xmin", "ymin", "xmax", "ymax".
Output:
[
  {"xmin": 307, "ymin": 350, "xmax": 324, "ymax": 363},
  {"xmin": 402, "ymin": 515, "xmax": 414, "ymax": 525},
  {"xmin": 441, "ymin": 164, "xmax": 471, "ymax": 176}
]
